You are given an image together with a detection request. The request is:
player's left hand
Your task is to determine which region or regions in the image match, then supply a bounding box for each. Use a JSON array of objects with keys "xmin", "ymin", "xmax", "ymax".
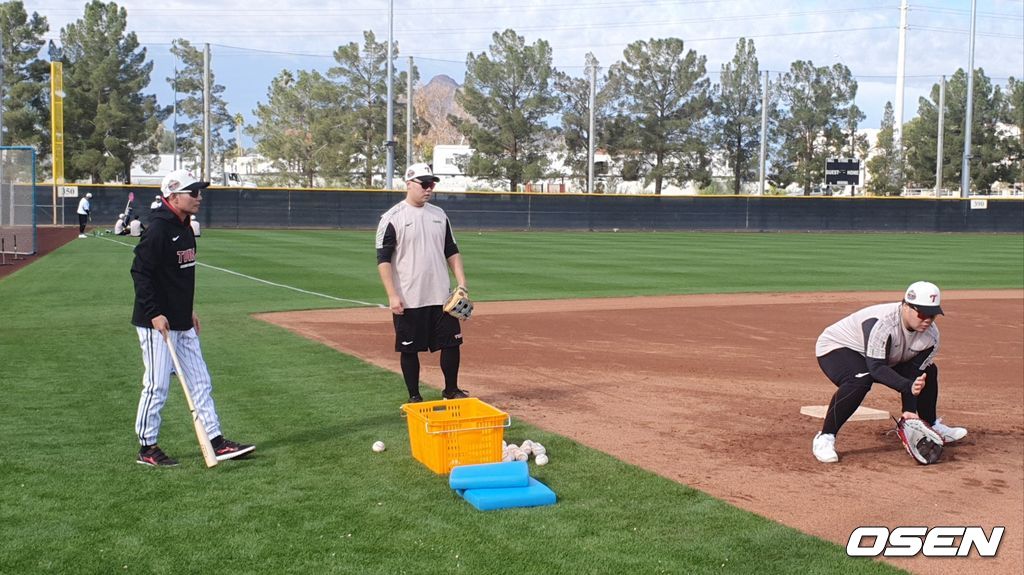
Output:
[
  {"xmin": 443, "ymin": 286, "xmax": 473, "ymax": 320},
  {"xmin": 895, "ymin": 417, "xmax": 944, "ymax": 464},
  {"xmin": 192, "ymin": 312, "xmax": 201, "ymax": 335}
]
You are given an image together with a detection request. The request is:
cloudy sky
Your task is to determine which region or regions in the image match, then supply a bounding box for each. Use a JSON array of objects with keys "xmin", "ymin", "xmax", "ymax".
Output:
[{"xmin": 22, "ymin": 0, "xmax": 1024, "ymax": 134}]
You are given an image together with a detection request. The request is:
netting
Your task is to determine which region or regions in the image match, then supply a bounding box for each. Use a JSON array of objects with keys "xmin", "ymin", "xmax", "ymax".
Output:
[{"xmin": 0, "ymin": 147, "xmax": 37, "ymax": 256}]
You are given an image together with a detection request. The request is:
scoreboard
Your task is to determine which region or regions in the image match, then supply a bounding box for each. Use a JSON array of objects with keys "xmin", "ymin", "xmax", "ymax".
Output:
[{"xmin": 825, "ymin": 158, "xmax": 860, "ymax": 185}]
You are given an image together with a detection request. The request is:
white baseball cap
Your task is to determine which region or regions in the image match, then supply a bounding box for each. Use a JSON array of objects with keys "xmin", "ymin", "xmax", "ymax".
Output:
[
  {"xmin": 403, "ymin": 163, "xmax": 440, "ymax": 183},
  {"xmin": 160, "ymin": 169, "xmax": 210, "ymax": 198},
  {"xmin": 85, "ymin": 192, "xmax": 92, "ymax": 199},
  {"xmin": 904, "ymin": 281, "xmax": 943, "ymax": 316}
]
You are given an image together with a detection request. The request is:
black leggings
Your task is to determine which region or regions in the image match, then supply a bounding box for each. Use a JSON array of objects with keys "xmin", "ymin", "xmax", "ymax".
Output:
[
  {"xmin": 817, "ymin": 347, "xmax": 938, "ymax": 436},
  {"xmin": 400, "ymin": 347, "xmax": 461, "ymax": 397}
]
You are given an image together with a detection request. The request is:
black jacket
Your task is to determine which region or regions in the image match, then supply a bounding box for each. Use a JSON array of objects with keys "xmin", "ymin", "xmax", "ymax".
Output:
[{"xmin": 130, "ymin": 206, "xmax": 197, "ymax": 330}]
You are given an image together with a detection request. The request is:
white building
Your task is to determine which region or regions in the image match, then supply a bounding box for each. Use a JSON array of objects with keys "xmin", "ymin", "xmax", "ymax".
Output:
[{"xmin": 130, "ymin": 154, "xmax": 260, "ymax": 187}]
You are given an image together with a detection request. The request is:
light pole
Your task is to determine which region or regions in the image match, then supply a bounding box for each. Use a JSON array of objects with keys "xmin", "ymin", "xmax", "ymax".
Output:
[
  {"xmin": 384, "ymin": 0, "xmax": 395, "ymax": 189},
  {"xmin": 172, "ymin": 51, "xmax": 178, "ymax": 170},
  {"xmin": 961, "ymin": 0, "xmax": 978, "ymax": 198}
]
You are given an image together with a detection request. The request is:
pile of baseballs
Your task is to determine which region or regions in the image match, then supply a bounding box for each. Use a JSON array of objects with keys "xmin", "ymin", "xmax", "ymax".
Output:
[{"xmin": 502, "ymin": 439, "xmax": 549, "ymax": 466}]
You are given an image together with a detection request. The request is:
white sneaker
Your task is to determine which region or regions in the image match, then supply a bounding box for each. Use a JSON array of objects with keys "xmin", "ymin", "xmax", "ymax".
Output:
[
  {"xmin": 812, "ymin": 432, "xmax": 839, "ymax": 463},
  {"xmin": 932, "ymin": 419, "xmax": 967, "ymax": 443},
  {"xmin": 78, "ymin": 234, "xmax": 87, "ymax": 238}
]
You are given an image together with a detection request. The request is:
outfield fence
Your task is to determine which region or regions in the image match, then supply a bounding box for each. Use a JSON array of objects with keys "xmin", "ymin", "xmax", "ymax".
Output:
[{"xmin": 38, "ymin": 185, "xmax": 1024, "ymax": 234}]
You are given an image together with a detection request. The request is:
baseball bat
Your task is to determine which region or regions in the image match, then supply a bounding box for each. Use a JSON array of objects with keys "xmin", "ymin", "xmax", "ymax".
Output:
[{"xmin": 163, "ymin": 332, "xmax": 219, "ymax": 468}]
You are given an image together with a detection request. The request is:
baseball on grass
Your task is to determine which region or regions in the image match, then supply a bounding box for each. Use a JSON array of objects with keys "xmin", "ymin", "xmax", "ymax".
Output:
[
  {"xmin": 372, "ymin": 441, "xmax": 386, "ymax": 452},
  {"xmin": 535, "ymin": 454, "xmax": 549, "ymax": 466}
]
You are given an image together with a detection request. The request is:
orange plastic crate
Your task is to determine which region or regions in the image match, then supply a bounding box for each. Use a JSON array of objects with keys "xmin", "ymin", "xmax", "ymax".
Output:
[{"xmin": 400, "ymin": 398, "xmax": 510, "ymax": 474}]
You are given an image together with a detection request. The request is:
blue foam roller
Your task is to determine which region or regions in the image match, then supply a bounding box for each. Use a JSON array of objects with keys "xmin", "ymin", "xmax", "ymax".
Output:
[
  {"xmin": 461, "ymin": 477, "xmax": 557, "ymax": 511},
  {"xmin": 449, "ymin": 461, "xmax": 529, "ymax": 491}
]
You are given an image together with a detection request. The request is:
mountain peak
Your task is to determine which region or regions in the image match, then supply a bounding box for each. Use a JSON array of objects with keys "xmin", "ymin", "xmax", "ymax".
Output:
[{"xmin": 425, "ymin": 74, "xmax": 459, "ymax": 88}]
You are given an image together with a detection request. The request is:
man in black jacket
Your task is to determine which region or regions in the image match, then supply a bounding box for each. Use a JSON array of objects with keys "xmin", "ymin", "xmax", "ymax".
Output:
[{"xmin": 130, "ymin": 169, "xmax": 255, "ymax": 467}]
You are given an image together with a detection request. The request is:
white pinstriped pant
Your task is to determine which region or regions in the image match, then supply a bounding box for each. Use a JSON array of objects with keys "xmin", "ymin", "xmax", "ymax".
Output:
[{"xmin": 135, "ymin": 327, "xmax": 222, "ymax": 446}]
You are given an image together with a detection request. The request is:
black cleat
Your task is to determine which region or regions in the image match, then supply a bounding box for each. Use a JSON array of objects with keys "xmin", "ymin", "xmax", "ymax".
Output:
[
  {"xmin": 137, "ymin": 445, "xmax": 179, "ymax": 467},
  {"xmin": 408, "ymin": 394, "xmax": 424, "ymax": 403},
  {"xmin": 211, "ymin": 437, "xmax": 256, "ymax": 461},
  {"xmin": 442, "ymin": 388, "xmax": 470, "ymax": 400}
]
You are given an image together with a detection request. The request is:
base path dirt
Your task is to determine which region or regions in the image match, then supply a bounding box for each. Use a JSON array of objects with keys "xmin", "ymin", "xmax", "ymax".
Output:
[{"xmin": 258, "ymin": 290, "xmax": 1024, "ymax": 575}]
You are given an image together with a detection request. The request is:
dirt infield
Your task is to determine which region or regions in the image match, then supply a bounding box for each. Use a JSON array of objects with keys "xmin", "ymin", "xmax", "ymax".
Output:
[
  {"xmin": 0, "ymin": 226, "xmax": 80, "ymax": 281},
  {"xmin": 258, "ymin": 290, "xmax": 1024, "ymax": 575}
]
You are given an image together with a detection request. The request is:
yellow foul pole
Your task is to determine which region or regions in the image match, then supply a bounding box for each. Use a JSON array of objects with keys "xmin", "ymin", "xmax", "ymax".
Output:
[{"xmin": 50, "ymin": 61, "xmax": 65, "ymax": 225}]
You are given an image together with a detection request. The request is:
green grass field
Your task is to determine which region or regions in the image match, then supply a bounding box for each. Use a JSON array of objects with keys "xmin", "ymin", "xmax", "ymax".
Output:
[{"xmin": 2, "ymin": 230, "xmax": 1021, "ymax": 574}]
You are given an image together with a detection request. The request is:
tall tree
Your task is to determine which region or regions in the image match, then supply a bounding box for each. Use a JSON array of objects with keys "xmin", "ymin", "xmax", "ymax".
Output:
[
  {"xmin": 775, "ymin": 61, "xmax": 860, "ymax": 194},
  {"xmin": 231, "ymin": 112, "xmax": 245, "ymax": 158},
  {"xmin": 608, "ymin": 37, "xmax": 712, "ymax": 195},
  {"xmin": 454, "ymin": 29, "xmax": 559, "ymax": 192},
  {"xmin": 903, "ymin": 68, "xmax": 1006, "ymax": 192},
  {"xmin": 865, "ymin": 102, "xmax": 903, "ymax": 196},
  {"xmin": 167, "ymin": 39, "xmax": 233, "ymax": 174},
  {"xmin": 553, "ymin": 53, "xmax": 619, "ymax": 191},
  {"xmin": 60, "ymin": 0, "xmax": 165, "ymax": 183},
  {"xmin": 328, "ymin": 30, "xmax": 412, "ymax": 188},
  {"xmin": 711, "ymin": 38, "xmax": 762, "ymax": 194},
  {"xmin": 0, "ymin": 0, "xmax": 49, "ymax": 158},
  {"xmin": 1001, "ymin": 77, "xmax": 1023, "ymax": 185},
  {"xmin": 249, "ymin": 69, "xmax": 339, "ymax": 187}
]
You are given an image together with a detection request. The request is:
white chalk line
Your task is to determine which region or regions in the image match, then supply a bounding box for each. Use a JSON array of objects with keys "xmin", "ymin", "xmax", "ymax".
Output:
[{"xmin": 99, "ymin": 234, "xmax": 383, "ymax": 308}]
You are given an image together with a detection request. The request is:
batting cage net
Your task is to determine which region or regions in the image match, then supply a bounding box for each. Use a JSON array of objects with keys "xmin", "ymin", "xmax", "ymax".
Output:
[{"xmin": 0, "ymin": 147, "xmax": 37, "ymax": 257}]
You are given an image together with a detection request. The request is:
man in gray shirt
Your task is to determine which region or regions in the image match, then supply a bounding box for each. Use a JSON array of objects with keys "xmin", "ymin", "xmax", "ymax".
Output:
[
  {"xmin": 811, "ymin": 281, "xmax": 967, "ymax": 463},
  {"xmin": 376, "ymin": 163, "xmax": 470, "ymax": 403}
]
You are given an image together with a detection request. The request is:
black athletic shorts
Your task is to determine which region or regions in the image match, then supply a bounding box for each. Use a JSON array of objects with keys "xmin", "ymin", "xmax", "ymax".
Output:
[{"xmin": 393, "ymin": 305, "xmax": 463, "ymax": 352}]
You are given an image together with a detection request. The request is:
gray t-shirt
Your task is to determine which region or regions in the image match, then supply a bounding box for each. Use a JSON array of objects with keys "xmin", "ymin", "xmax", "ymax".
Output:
[
  {"xmin": 375, "ymin": 200, "xmax": 457, "ymax": 309},
  {"xmin": 816, "ymin": 302, "xmax": 939, "ymax": 368}
]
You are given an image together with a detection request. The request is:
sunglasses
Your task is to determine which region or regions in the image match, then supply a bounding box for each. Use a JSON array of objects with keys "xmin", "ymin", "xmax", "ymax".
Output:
[
  {"xmin": 415, "ymin": 179, "xmax": 436, "ymax": 189},
  {"xmin": 174, "ymin": 189, "xmax": 203, "ymax": 198},
  {"xmin": 909, "ymin": 305, "xmax": 937, "ymax": 320}
]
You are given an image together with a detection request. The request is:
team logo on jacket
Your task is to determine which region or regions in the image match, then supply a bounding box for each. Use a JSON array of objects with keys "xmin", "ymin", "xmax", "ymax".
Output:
[{"xmin": 177, "ymin": 248, "xmax": 196, "ymax": 268}]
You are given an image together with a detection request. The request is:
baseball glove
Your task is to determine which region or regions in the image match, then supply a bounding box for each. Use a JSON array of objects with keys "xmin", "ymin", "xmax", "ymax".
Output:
[
  {"xmin": 895, "ymin": 417, "xmax": 944, "ymax": 465},
  {"xmin": 443, "ymin": 286, "xmax": 473, "ymax": 320}
]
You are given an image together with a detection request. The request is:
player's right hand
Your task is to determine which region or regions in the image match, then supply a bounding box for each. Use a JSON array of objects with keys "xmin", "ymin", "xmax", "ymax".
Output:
[
  {"xmin": 911, "ymin": 374, "xmax": 927, "ymax": 396},
  {"xmin": 388, "ymin": 295, "xmax": 404, "ymax": 315},
  {"xmin": 151, "ymin": 315, "xmax": 170, "ymax": 335}
]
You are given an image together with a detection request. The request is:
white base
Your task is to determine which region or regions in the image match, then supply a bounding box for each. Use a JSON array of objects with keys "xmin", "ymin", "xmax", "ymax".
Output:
[{"xmin": 801, "ymin": 404, "xmax": 890, "ymax": 421}]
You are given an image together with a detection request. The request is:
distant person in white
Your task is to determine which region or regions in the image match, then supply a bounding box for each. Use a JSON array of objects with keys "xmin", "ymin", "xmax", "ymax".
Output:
[
  {"xmin": 810, "ymin": 281, "xmax": 968, "ymax": 464},
  {"xmin": 147, "ymin": 194, "xmax": 162, "ymax": 226},
  {"xmin": 129, "ymin": 216, "xmax": 144, "ymax": 237},
  {"xmin": 114, "ymin": 213, "xmax": 126, "ymax": 235},
  {"xmin": 76, "ymin": 193, "xmax": 92, "ymax": 237},
  {"xmin": 190, "ymin": 215, "xmax": 201, "ymax": 237}
]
